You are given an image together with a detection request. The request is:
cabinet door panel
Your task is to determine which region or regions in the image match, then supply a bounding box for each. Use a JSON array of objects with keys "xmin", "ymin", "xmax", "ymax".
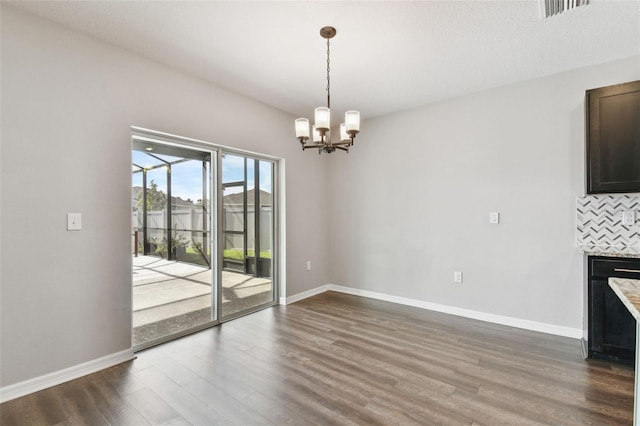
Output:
[
  {"xmin": 589, "ymin": 279, "xmax": 636, "ymax": 361},
  {"xmin": 586, "ymin": 80, "xmax": 640, "ymax": 194}
]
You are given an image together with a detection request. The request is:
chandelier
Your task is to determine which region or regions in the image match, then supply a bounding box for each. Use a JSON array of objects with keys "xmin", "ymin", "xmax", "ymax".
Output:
[{"xmin": 295, "ymin": 26, "xmax": 360, "ymax": 154}]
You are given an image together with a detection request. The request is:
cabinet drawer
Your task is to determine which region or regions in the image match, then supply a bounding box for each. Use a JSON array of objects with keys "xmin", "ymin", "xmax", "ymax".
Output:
[{"xmin": 590, "ymin": 257, "xmax": 640, "ymax": 279}]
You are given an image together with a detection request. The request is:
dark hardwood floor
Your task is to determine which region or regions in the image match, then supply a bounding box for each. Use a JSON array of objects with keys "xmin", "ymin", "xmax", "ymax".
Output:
[{"xmin": 1, "ymin": 291, "xmax": 634, "ymax": 425}]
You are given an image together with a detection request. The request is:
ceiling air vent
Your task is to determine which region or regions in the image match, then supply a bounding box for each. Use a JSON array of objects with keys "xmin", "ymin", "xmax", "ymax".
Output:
[{"xmin": 541, "ymin": 0, "xmax": 589, "ymax": 18}]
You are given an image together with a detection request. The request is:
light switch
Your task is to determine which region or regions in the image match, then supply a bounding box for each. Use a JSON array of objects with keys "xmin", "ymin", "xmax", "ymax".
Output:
[
  {"xmin": 67, "ymin": 213, "xmax": 82, "ymax": 231},
  {"xmin": 489, "ymin": 212, "xmax": 500, "ymax": 224}
]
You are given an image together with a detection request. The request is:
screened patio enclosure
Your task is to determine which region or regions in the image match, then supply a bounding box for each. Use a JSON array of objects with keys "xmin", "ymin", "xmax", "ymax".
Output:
[
  {"xmin": 132, "ymin": 143, "xmax": 211, "ymax": 266},
  {"xmin": 131, "ymin": 139, "xmax": 275, "ymax": 349}
]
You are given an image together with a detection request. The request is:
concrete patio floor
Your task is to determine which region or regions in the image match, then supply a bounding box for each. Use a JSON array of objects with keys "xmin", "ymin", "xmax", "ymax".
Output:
[{"xmin": 132, "ymin": 255, "xmax": 272, "ymax": 346}]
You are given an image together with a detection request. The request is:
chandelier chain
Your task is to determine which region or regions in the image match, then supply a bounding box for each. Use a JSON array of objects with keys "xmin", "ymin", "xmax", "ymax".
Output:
[{"xmin": 326, "ymin": 37, "xmax": 331, "ymax": 109}]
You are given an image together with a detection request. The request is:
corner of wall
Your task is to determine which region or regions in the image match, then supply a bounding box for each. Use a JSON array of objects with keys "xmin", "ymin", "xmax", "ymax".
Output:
[{"xmin": 285, "ymin": 284, "xmax": 583, "ymax": 339}]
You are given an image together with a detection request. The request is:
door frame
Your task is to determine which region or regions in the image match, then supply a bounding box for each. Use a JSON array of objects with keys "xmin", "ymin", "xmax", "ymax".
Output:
[{"xmin": 131, "ymin": 126, "xmax": 282, "ymax": 350}]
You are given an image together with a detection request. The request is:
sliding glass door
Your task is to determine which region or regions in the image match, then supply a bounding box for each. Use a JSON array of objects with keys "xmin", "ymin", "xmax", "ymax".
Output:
[
  {"xmin": 131, "ymin": 129, "xmax": 278, "ymax": 349},
  {"xmin": 132, "ymin": 140, "xmax": 216, "ymax": 349},
  {"xmin": 220, "ymin": 153, "xmax": 276, "ymax": 319}
]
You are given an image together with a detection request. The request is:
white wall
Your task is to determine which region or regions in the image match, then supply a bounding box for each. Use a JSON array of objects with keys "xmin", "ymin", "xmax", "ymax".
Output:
[
  {"xmin": 0, "ymin": 6, "xmax": 330, "ymax": 388},
  {"xmin": 328, "ymin": 56, "xmax": 640, "ymax": 331}
]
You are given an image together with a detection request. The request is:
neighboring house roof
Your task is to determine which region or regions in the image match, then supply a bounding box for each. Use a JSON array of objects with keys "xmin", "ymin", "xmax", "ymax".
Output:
[
  {"xmin": 223, "ymin": 188, "xmax": 272, "ymax": 207},
  {"xmin": 132, "ymin": 186, "xmax": 204, "ymax": 210}
]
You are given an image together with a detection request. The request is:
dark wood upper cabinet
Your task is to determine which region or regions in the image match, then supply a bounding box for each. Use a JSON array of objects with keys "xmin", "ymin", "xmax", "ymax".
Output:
[{"xmin": 586, "ymin": 80, "xmax": 640, "ymax": 194}]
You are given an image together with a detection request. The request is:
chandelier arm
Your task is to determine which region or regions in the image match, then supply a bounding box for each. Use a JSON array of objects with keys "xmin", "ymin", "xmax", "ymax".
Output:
[
  {"xmin": 332, "ymin": 141, "xmax": 352, "ymax": 147},
  {"xmin": 302, "ymin": 143, "xmax": 326, "ymax": 150},
  {"xmin": 335, "ymin": 146, "xmax": 349, "ymax": 152}
]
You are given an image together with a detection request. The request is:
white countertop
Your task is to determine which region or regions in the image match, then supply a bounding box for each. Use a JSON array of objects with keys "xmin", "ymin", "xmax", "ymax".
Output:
[
  {"xmin": 608, "ymin": 277, "xmax": 640, "ymax": 425},
  {"xmin": 578, "ymin": 245, "xmax": 640, "ymax": 259},
  {"xmin": 609, "ymin": 278, "xmax": 640, "ymax": 321}
]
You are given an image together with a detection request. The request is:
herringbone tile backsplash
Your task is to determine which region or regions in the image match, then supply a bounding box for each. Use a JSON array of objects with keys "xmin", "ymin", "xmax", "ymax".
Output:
[{"xmin": 576, "ymin": 195, "xmax": 640, "ymax": 247}]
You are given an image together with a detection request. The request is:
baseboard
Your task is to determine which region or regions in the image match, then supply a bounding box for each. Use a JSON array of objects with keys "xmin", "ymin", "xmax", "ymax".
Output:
[
  {"xmin": 0, "ymin": 348, "xmax": 135, "ymax": 403},
  {"xmin": 284, "ymin": 284, "xmax": 332, "ymax": 305},
  {"xmin": 580, "ymin": 338, "xmax": 588, "ymax": 359},
  {"xmin": 287, "ymin": 284, "xmax": 582, "ymax": 339}
]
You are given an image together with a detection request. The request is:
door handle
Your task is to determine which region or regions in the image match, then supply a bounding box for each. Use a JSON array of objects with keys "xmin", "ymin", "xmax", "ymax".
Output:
[{"xmin": 614, "ymin": 268, "xmax": 640, "ymax": 274}]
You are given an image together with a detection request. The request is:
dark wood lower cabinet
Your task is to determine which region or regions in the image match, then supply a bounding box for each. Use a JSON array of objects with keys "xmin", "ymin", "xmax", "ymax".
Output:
[{"xmin": 588, "ymin": 256, "xmax": 640, "ymax": 364}]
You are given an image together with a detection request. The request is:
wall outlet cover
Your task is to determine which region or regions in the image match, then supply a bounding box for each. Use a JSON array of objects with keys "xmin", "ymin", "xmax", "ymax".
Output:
[{"xmin": 622, "ymin": 211, "xmax": 636, "ymax": 226}]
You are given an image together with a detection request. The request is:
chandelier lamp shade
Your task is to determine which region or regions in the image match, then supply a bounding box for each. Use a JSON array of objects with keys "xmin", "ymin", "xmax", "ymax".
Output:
[{"xmin": 295, "ymin": 26, "xmax": 361, "ymax": 154}]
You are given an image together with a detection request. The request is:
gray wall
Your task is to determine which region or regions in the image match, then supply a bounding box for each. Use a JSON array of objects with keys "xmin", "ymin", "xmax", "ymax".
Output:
[
  {"xmin": 0, "ymin": 6, "xmax": 330, "ymax": 387},
  {"xmin": 328, "ymin": 55, "xmax": 640, "ymax": 330}
]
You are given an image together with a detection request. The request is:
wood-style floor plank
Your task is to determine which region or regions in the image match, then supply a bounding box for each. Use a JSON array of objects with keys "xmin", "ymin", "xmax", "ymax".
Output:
[{"xmin": 0, "ymin": 291, "xmax": 634, "ymax": 425}]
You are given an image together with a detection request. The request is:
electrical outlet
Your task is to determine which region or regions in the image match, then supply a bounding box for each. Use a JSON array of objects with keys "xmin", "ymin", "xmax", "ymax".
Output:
[
  {"xmin": 489, "ymin": 212, "xmax": 500, "ymax": 224},
  {"xmin": 454, "ymin": 271, "xmax": 463, "ymax": 283},
  {"xmin": 622, "ymin": 211, "xmax": 636, "ymax": 226},
  {"xmin": 306, "ymin": 260, "xmax": 312, "ymax": 271}
]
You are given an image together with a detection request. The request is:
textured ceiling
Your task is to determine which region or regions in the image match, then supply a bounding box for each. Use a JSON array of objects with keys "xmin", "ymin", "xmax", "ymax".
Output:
[{"xmin": 6, "ymin": 0, "xmax": 640, "ymax": 120}]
